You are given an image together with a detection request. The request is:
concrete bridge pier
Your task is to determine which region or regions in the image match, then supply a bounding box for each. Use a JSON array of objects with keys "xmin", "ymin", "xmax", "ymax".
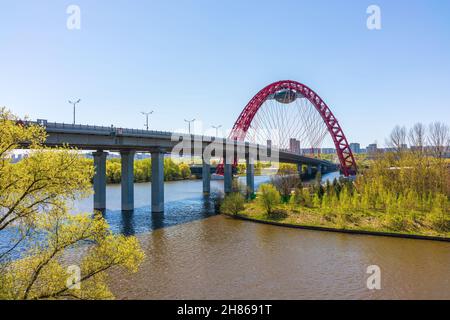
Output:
[
  {"xmin": 246, "ymin": 157, "xmax": 255, "ymax": 198},
  {"xmin": 121, "ymin": 151, "xmax": 135, "ymax": 211},
  {"xmin": 151, "ymin": 152, "xmax": 165, "ymax": 213},
  {"xmin": 297, "ymin": 163, "xmax": 302, "ymax": 177},
  {"xmin": 202, "ymin": 157, "xmax": 211, "ymax": 194},
  {"xmin": 224, "ymin": 163, "xmax": 233, "ymax": 194},
  {"xmin": 93, "ymin": 150, "xmax": 108, "ymax": 211},
  {"xmin": 307, "ymin": 165, "xmax": 313, "ymax": 176},
  {"xmin": 318, "ymin": 164, "xmax": 323, "ymax": 174}
]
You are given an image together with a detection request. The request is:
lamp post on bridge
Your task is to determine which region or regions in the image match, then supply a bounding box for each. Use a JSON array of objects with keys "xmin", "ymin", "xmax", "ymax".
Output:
[
  {"xmin": 211, "ymin": 125, "xmax": 222, "ymax": 137},
  {"xmin": 68, "ymin": 99, "xmax": 81, "ymax": 125},
  {"xmin": 184, "ymin": 118, "xmax": 196, "ymax": 164},
  {"xmin": 184, "ymin": 118, "xmax": 196, "ymax": 135},
  {"xmin": 141, "ymin": 111, "xmax": 154, "ymax": 131}
]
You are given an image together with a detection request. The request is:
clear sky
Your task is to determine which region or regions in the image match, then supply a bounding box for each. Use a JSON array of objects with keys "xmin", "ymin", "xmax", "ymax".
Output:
[{"xmin": 1, "ymin": 0, "xmax": 449, "ymax": 147}]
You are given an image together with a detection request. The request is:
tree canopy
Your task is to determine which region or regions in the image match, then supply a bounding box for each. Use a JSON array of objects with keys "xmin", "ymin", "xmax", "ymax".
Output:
[{"xmin": 0, "ymin": 108, "xmax": 144, "ymax": 299}]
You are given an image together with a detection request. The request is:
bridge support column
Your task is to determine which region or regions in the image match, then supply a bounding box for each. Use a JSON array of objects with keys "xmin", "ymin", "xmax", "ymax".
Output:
[
  {"xmin": 307, "ymin": 165, "xmax": 312, "ymax": 176},
  {"xmin": 246, "ymin": 157, "xmax": 255, "ymax": 198},
  {"xmin": 318, "ymin": 164, "xmax": 323, "ymax": 174},
  {"xmin": 151, "ymin": 152, "xmax": 165, "ymax": 213},
  {"xmin": 224, "ymin": 163, "xmax": 232, "ymax": 194},
  {"xmin": 297, "ymin": 164, "xmax": 302, "ymax": 177},
  {"xmin": 121, "ymin": 151, "xmax": 135, "ymax": 211},
  {"xmin": 93, "ymin": 150, "xmax": 108, "ymax": 211},
  {"xmin": 202, "ymin": 157, "xmax": 211, "ymax": 194}
]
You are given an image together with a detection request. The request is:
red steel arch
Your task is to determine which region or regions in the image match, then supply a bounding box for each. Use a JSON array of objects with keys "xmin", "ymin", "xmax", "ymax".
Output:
[{"xmin": 228, "ymin": 80, "xmax": 357, "ymax": 176}]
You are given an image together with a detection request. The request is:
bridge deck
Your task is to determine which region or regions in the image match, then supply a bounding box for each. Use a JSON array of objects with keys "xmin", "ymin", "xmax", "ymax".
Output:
[{"xmin": 30, "ymin": 121, "xmax": 337, "ymax": 168}]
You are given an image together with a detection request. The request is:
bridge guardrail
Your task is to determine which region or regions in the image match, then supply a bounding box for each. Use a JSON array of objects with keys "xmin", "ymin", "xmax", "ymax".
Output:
[{"xmin": 26, "ymin": 121, "xmax": 338, "ymax": 167}]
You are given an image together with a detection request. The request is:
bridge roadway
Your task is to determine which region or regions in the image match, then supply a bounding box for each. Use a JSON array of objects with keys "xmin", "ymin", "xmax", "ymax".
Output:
[{"xmin": 30, "ymin": 122, "xmax": 337, "ymax": 212}]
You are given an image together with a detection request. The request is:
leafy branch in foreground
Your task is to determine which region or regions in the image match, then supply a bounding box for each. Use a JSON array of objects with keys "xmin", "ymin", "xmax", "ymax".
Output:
[{"xmin": 0, "ymin": 108, "xmax": 144, "ymax": 299}]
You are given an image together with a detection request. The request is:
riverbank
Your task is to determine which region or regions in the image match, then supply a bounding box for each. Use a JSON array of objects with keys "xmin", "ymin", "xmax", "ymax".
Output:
[{"xmin": 228, "ymin": 202, "xmax": 450, "ymax": 242}]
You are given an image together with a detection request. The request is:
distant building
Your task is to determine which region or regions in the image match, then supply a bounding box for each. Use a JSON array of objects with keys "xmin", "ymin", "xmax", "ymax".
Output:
[
  {"xmin": 289, "ymin": 138, "xmax": 301, "ymax": 154},
  {"xmin": 367, "ymin": 143, "xmax": 378, "ymax": 154},
  {"xmin": 349, "ymin": 143, "xmax": 361, "ymax": 154},
  {"xmin": 321, "ymin": 148, "xmax": 336, "ymax": 154}
]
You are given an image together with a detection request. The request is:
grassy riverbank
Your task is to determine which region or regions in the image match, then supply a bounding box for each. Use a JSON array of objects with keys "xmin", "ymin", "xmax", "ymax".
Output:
[
  {"xmin": 221, "ymin": 133, "xmax": 450, "ymax": 240},
  {"xmin": 235, "ymin": 201, "xmax": 450, "ymax": 240}
]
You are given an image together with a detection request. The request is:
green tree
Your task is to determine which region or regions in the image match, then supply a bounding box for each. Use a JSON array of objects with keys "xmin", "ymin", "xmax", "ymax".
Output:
[
  {"xmin": 0, "ymin": 108, "xmax": 144, "ymax": 300},
  {"xmin": 290, "ymin": 188, "xmax": 305, "ymax": 207},
  {"xmin": 312, "ymin": 193, "xmax": 321, "ymax": 208},
  {"xmin": 257, "ymin": 184, "xmax": 281, "ymax": 215},
  {"xmin": 220, "ymin": 193, "xmax": 245, "ymax": 216},
  {"xmin": 179, "ymin": 163, "xmax": 191, "ymax": 179},
  {"xmin": 427, "ymin": 193, "xmax": 449, "ymax": 231}
]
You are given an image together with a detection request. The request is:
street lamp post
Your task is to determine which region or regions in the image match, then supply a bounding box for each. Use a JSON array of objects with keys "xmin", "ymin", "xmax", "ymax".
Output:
[
  {"xmin": 212, "ymin": 125, "xmax": 222, "ymax": 137},
  {"xmin": 68, "ymin": 99, "xmax": 81, "ymax": 125},
  {"xmin": 184, "ymin": 118, "xmax": 196, "ymax": 164},
  {"xmin": 141, "ymin": 111, "xmax": 154, "ymax": 130},
  {"xmin": 184, "ymin": 118, "xmax": 196, "ymax": 135}
]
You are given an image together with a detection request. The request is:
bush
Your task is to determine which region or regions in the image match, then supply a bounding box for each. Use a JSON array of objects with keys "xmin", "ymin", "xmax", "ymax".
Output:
[
  {"xmin": 220, "ymin": 193, "xmax": 245, "ymax": 215},
  {"xmin": 384, "ymin": 214, "xmax": 408, "ymax": 231},
  {"xmin": 426, "ymin": 213, "xmax": 450, "ymax": 232},
  {"xmin": 271, "ymin": 173, "xmax": 301, "ymax": 202},
  {"xmin": 425, "ymin": 194, "xmax": 449, "ymax": 232},
  {"xmin": 257, "ymin": 184, "xmax": 281, "ymax": 215},
  {"xmin": 289, "ymin": 188, "xmax": 304, "ymax": 207},
  {"xmin": 179, "ymin": 163, "xmax": 191, "ymax": 179},
  {"xmin": 335, "ymin": 211, "xmax": 349, "ymax": 229}
]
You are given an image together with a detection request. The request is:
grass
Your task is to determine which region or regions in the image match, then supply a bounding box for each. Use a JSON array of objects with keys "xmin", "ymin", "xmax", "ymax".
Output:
[{"xmin": 238, "ymin": 201, "xmax": 450, "ymax": 240}]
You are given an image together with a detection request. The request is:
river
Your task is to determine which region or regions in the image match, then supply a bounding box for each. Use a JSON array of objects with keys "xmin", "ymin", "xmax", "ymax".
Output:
[
  {"xmin": 74, "ymin": 172, "xmax": 450, "ymax": 300},
  {"xmin": 4, "ymin": 172, "xmax": 450, "ymax": 299}
]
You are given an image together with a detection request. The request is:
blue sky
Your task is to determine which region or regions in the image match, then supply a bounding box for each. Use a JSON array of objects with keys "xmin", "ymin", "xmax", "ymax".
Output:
[{"xmin": 1, "ymin": 0, "xmax": 449, "ymax": 147}]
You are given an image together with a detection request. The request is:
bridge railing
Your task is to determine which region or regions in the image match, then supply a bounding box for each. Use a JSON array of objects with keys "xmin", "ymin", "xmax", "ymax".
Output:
[
  {"xmin": 28, "ymin": 121, "xmax": 338, "ymax": 166},
  {"xmin": 35, "ymin": 121, "xmax": 176, "ymax": 136}
]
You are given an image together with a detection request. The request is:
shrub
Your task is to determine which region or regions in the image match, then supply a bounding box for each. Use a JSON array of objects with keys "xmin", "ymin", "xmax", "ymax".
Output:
[
  {"xmin": 257, "ymin": 184, "xmax": 281, "ymax": 215},
  {"xmin": 271, "ymin": 173, "xmax": 301, "ymax": 202},
  {"xmin": 426, "ymin": 213, "xmax": 450, "ymax": 232},
  {"xmin": 179, "ymin": 163, "xmax": 191, "ymax": 179},
  {"xmin": 289, "ymin": 188, "xmax": 305, "ymax": 207},
  {"xmin": 384, "ymin": 214, "xmax": 408, "ymax": 231},
  {"xmin": 335, "ymin": 211, "xmax": 349, "ymax": 229},
  {"xmin": 220, "ymin": 193, "xmax": 245, "ymax": 216},
  {"xmin": 426, "ymin": 193, "xmax": 449, "ymax": 231}
]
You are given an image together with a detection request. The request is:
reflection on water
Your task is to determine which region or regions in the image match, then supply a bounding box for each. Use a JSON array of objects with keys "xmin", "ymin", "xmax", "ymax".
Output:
[
  {"xmin": 72, "ymin": 175, "xmax": 273, "ymax": 235},
  {"xmin": 73, "ymin": 172, "xmax": 339, "ymax": 236},
  {"xmin": 0, "ymin": 172, "xmax": 344, "ymax": 258}
]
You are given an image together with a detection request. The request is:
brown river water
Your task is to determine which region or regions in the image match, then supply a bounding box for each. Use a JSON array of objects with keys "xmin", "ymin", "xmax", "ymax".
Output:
[
  {"xmin": 108, "ymin": 214, "xmax": 450, "ymax": 300},
  {"xmin": 65, "ymin": 174, "xmax": 450, "ymax": 300}
]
